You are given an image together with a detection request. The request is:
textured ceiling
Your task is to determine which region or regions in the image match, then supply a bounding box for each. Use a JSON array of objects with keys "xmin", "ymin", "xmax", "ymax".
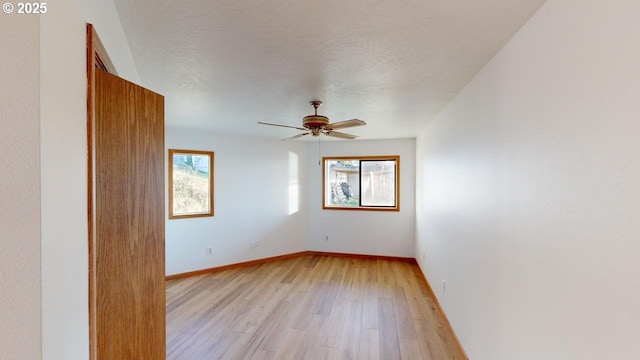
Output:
[{"xmin": 113, "ymin": 0, "xmax": 544, "ymax": 140}]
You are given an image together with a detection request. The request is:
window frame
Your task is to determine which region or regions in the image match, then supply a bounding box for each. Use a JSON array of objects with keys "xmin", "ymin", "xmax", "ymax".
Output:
[
  {"xmin": 322, "ymin": 155, "xmax": 400, "ymax": 211},
  {"xmin": 168, "ymin": 149, "xmax": 214, "ymax": 219}
]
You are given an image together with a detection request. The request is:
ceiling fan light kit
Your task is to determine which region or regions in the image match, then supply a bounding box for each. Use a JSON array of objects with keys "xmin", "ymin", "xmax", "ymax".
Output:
[{"xmin": 258, "ymin": 100, "xmax": 366, "ymax": 141}]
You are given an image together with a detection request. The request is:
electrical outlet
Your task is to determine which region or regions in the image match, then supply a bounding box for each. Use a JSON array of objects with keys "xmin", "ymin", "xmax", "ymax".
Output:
[
  {"xmin": 324, "ymin": 235, "xmax": 329, "ymax": 241},
  {"xmin": 207, "ymin": 247, "xmax": 213, "ymax": 255},
  {"xmin": 442, "ymin": 279, "xmax": 446, "ymax": 292}
]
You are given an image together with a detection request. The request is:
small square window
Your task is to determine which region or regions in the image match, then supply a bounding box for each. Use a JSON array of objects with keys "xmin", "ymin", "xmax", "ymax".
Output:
[{"xmin": 168, "ymin": 149, "xmax": 214, "ymax": 219}]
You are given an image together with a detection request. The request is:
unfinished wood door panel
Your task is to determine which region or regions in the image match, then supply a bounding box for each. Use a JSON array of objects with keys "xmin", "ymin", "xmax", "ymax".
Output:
[{"xmin": 95, "ymin": 68, "xmax": 165, "ymax": 359}]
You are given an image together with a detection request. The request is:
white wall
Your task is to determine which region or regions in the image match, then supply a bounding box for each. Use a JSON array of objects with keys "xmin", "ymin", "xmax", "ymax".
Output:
[
  {"xmin": 0, "ymin": 14, "xmax": 41, "ymax": 360},
  {"xmin": 415, "ymin": 1, "xmax": 640, "ymax": 359},
  {"xmin": 165, "ymin": 133, "xmax": 416, "ymax": 270},
  {"xmin": 165, "ymin": 129, "xmax": 309, "ymax": 275},
  {"xmin": 40, "ymin": 1, "xmax": 140, "ymax": 359},
  {"xmin": 308, "ymin": 139, "xmax": 415, "ymax": 257}
]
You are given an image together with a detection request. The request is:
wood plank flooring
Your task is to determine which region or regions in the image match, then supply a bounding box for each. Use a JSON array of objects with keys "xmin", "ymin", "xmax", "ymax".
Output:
[{"xmin": 166, "ymin": 254, "xmax": 466, "ymax": 360}]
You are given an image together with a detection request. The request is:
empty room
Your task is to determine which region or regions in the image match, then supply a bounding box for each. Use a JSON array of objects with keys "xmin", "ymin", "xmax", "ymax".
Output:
[{"xmin": 2, "ymin": 0, "xmax": 640, "ymax": 359}]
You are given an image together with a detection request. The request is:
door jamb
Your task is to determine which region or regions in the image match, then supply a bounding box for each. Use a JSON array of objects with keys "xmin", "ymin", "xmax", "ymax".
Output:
[{"xmin": 86, "ymin": 23, "xmax": 117, "ymax": 360}]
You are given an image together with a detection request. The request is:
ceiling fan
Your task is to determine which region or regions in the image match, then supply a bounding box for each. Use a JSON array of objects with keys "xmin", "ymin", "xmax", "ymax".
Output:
[{"xmin": 258, "ymin": 101, "xmax": 366, "ymax": 141}]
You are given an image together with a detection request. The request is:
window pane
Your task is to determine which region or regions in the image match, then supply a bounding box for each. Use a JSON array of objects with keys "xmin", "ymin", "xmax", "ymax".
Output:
[
  {"xmin": 325, "ymin": 159, "xmax": 360, "ymax": 207},
  {"xmin": 360, "ymin": 160, "xmax": 396, "ymax": 207},
  {"xmin": 322, "ymin": 155, "xmax": 399, "ymax": 211},
  {"xmin": 170, "ymin": 150, "xmax": 214, "ymax": 218}
]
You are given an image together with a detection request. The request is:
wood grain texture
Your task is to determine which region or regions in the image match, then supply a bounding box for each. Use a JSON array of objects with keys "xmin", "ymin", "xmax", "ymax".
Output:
[
  {"xmin": 416, "ymin": 269, "xmax": 471, "ymax": 360},
  {"xmin": 166, "ymin": 251, "xmax": 415, "ymax": 280},
  {"xmin": 87, "ymin": 24, "xmax": 120, "ymax": 360},
  {"xmin": 166, "ymin": 254, "xmax": 467, "ymax": 359},
  {"xmin": 95, "ymin": 69, "xmax": 165, "ymax": 359}
]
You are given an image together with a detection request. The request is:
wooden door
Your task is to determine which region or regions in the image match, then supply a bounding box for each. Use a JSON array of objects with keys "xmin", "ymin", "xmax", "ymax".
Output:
[{"xmin": 94, "ymin": 68, "xmax": 165, "ymax": 359}]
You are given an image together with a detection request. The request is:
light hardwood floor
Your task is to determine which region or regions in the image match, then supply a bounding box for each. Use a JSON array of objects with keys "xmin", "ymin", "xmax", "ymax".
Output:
[{"xmin": 166, "ymin": 254, "xmax": 467, "ymax": 360}]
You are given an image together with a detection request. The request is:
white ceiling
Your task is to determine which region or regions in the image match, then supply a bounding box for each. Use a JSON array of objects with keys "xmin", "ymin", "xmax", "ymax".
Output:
[{"xmin": 113, "ymin": 0, "xmax": 544, "ymax": 140}]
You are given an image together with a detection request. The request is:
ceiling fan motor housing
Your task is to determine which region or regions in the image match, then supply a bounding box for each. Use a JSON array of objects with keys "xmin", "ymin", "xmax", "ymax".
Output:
[{"xmin": 302, "ymin": 115, "xmax": 330, "ymax": 129}]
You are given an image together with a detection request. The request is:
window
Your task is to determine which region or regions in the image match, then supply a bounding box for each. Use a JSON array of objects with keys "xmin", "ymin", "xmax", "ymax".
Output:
[
  {"xmin": 323, "ymin": 155, "xmax": 399, "ymax": 211},
  {"xmin": 169, "ymin": 149, "xmax": 214, "ymax": 219}
]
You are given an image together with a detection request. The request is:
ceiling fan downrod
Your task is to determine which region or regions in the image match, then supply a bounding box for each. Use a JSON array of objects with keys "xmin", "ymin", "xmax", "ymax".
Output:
[{"xmin": 310, "ymin": 100, "xmax": 322, "ymax": 116}]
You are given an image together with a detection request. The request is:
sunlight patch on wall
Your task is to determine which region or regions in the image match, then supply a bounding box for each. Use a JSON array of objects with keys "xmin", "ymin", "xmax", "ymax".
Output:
[{"xmin": 288, "ymin": 151, "xmax": 300, "ymax": 215}]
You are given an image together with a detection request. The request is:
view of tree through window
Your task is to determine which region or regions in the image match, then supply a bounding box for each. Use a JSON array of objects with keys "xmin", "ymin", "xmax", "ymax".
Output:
[
  {"xmin": 169, "ymin": 149, "xmax": 214, "ymax": 219},
  {"xmin": 323, "ymin": 156, "xmax": 399, "ymax": 211}
]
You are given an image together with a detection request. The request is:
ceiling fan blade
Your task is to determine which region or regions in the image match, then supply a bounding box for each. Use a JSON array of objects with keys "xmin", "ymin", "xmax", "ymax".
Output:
[
  {"xmin": 281, "ymin": 132, "xmax": 310, "ymax": 141},
  {"xmin": 325, "ymin": 119, "xmax": 366, "ymax": 130},
  {"xmin": 324, "ymin": 130, "xmax": 358, "ymax": 140},
  {"xmin": 257, "ymin": 122, "xmax": 307, "ymax": 131}
]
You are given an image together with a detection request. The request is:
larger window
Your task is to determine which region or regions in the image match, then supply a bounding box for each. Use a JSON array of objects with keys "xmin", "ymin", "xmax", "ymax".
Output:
[{"xmin": 323, "ymin": 155, "xmax": 399, "ymax": 211}]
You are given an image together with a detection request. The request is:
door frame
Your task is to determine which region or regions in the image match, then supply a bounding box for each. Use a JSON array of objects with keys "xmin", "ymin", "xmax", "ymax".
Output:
[{"xmin": 86, "ymin": 23, "xmax": 117, "ymax": 360}]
